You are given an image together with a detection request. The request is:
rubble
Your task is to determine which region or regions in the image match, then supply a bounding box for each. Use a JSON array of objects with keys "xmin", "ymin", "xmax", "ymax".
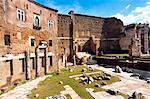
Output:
[
  {"xmin": 95, "ymin": 83, "xmax": 101, "ymax": 88},
  {"xmin": 129, "ymin": 91, "xmax": 143, "ymax": 99},
  {"xmin": 147, "ymin": 80, "xmax": 150, "ymax": 83},
  {"xmin": 69, "ymin": 68, "xmax": 73, "ymax": 72},
  {"xmin": 59, "ymin": 81, "xmax": 63, "ymax": 84},
  {"xmin": 101, "ymin": 81, "xmax": 107, "ymax": 85},
  {"xmin": 35, "ymin": 94, "xmax": 39, "ymax": 98},
  {"xmin": 115, "ymin": 65, "xmax": 122, "ymax": 73},
  {"xmin": 82, "ymin": 68, "xmax": 87, "ymax": 72},
  {"xmin": 0, "ymin": 87, "xmax": 9, "ymax": 93},
  {"xmin": 106, "ymin": 89, "xmax": 118, "ymax": 95}
]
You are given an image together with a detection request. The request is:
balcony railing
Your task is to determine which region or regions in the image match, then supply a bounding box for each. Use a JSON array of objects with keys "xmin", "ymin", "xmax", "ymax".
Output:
[{"xmin": 33, "ymin": 25, "xmax": 41, "ymax": 30}]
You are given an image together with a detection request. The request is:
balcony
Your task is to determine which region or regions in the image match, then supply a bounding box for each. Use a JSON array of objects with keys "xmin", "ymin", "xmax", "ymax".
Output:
[{"xmin": 33, "ymin": 25, "xmax": 41, "ymax": 30}]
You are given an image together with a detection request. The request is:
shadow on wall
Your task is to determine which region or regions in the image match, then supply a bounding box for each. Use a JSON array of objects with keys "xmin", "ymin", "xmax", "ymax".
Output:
[
  {"xmin": 82, "ymin": 37, "xmax": 96, "ymax": 55},
  {"xmin": 100, "ymin": 18, "xmax": 124, "ymax": 54}
]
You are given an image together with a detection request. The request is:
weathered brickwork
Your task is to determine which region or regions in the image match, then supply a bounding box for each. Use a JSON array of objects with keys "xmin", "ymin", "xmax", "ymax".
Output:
[
  {"xmin": 72, "ymin": 13, "xmax": 103, "ymax": 55},
  {"xmin": 58, "ymin": 11, "xmax": 124, "ymax": 65},
  {"xmin": 120, "ymin": 23, "xmax": 149, "ymax": 56},
  {"xmin": 58, "ymin": 14, "xmax": 73, "ymax": 66},
  {"xmin": 0, "ymin": 0, "xmax": 149, "ymax": 88},
  {"xmin": 0, "ymin": 0, "xmax": 58, "ymax": 87}
]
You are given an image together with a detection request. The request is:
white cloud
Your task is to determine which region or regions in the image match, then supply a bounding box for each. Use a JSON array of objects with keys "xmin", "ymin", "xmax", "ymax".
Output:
[
  {"xmin": 146, "ymin": 1, "xmax": 150, "ymax": 4},
  {"xmin": 120, "ymin": 4, "xmax": 131, "ymax": 13},
  {"xmin": 112, "ymin": 2, "xmax": 150, "ymax": 25},
  {"xmin": 125, "ymin": 4, "xmax": 131, "ymax": 10}
]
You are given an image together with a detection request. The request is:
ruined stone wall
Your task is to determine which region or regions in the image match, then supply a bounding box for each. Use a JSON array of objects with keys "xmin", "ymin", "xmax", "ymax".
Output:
[
  {"xmin": 58, "ymin": 12, "xmax": 124, "ymax": 60},
  {"xmin": 0, "ymin": 0, "xmax": 58, "ymax": 87},
  {"xmin": 71, "ymin": 14, "xmax": 104, "ymax": 55},
  {"xmin": 58, "ymin": 14, "xmax": 73, "ymax": 64},
  {"xmin": 73, "ymin": 14, "xmax": 104, "ymax": 38},
  {"xmin": 102, "ymin": 18, "xmax": 123, "ymax": 38},
  {"xmin": 0, "ymin": 0, "xmax": 4, "ymax": 23},
  {"xmin": 120, "ymin": 27, "xmax": 135, "ymax": 51},
  {"xmin": 58, "ymin": 14, "xmax": 72, "ymax": 37},
  {"xmin": 100, "ymin": 18, "xmax": 124, "ymax": 53},
  {"xmin": 120, "ymin": 24, "xmax": 150, "ymax": 56},
  {"xmin": 72, "ymin": 14, "xmax": 124, "ymax": 54}
]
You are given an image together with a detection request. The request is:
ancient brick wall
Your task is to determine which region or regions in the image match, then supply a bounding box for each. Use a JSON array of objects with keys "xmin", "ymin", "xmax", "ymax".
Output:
[
  {"xmin": 72, "ymin": 13, "xmax": 124, "ymax": 54},
  {"xmin": 58, "ymin": 14, "xmax": 73, "ymax": 64},
  {"xmin": 58, "ymin": 14, "xmax": 72, "ymax": 37},
  {"xmin": 120, "ymin": 24, "xmax": 150, "ymax": 56},
  {"xmin": 58, "ymin": 12, "xmax": 124, "ymax": 62},
  {"xmin": 73, "ymin": 14, "xmax": 104, "ymax": 38},
  {"xmin": 100, "ymin": 18, "xmax": 124, "ymax": 53},
  {"xmin": 120, "ymin": 26, "xmax": 135, "ymax": 51},
  {"xmin": 0, "ymin": 0, "xmax": 58, "ymax": 87},
  {"xmin": 102, "ymin": 18, "xmax": 123, "ymax": 38}
]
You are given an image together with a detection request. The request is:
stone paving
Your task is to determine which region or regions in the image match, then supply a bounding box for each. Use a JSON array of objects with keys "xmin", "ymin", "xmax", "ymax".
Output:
[
  {"xmin": 90, "ymin": 65, "xmax": 150, "ymax": 99},
  {"xmin": 0, "ymin": 75, "xmax": 51, "ymax": 99},
  {"xmin": 86, "ymin": 88, "xmax": 124, "ymax": 99},
  {"xmin": 60, "ymin": 85, "xmax": 81, "ymax": 99},
  {"xmin": 69, "ymin": 71, "xmax": 101, "ymax": 78}
]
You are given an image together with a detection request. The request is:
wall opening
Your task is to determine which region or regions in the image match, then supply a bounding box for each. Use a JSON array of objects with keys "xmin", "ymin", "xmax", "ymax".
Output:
[
  {"xmin": 10, "ymin": 60, "xmax": 13, "ymax": 76},
  {"xmin": 4, "ymin": 34, "xmax": 10, "ymax": 46},
  {"xmin": 50, "ymin": 56, "xmax": 53, "ymax": 66}
]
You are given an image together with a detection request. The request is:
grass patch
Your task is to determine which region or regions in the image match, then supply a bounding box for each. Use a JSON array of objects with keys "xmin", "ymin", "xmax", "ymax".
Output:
[
  {"xmin": 65, "ymin": 94, "xmax": 72, "ymax": 99},
  {"xmin": 28, "ymin": 65, "xmax": 125, "ymax": 99},
  {"xmin": 63, "ymin": 65, "xmax": 100, "ymax": 76},
  {"xmin": 103, "ymin": 54, "xmax": 129, "ymax": 57}
]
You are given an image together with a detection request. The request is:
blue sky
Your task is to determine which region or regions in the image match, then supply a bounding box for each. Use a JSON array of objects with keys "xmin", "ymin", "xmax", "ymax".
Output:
[{"xmin": 35, "ymin": 0, "xmax": 150, "ymax": 25}]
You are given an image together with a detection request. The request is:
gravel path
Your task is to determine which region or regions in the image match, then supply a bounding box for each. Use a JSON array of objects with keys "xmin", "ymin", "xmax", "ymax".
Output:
[
  {"xmin": 86, "ymin": 88, "xmax": 124, "ymax": 99},
  {"xmin": 0, "ymin": 75, "xmax": 51, "ymax": 99},
  {"xmin": 90, "ymin": 65, "xmax": 150, "ymax": 99}
]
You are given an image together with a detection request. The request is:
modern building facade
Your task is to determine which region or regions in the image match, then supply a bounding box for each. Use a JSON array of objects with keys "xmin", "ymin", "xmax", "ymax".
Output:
[{"xmin": 0, "ymin": 0, "xmax": 58, "ymax": 87}]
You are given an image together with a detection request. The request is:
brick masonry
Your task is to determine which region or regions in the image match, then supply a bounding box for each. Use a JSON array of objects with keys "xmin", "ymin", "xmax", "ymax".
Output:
[
  {"xmin": 58, "ymin": 11, "xmax": 124, "ymax": 65},
  {"xmin": 0, "ymin": 0, "xmax": 58, "ymax": 87},
  {"xmin": 0, "ymin": 0, "xmax": 149, "ymax": 88}
]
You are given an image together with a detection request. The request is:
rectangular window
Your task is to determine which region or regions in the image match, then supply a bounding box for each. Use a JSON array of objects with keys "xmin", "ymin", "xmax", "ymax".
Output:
[
  {"xmin": 48, "ymin": 20, "xmax": 54, "ymax": 28},
  {"xmin": 4, "ymin": 34, "xmax": 10, "ymax": 46},
  {"xmin": 34, "ymin": 14, "xmax": 40, "ymax": 27},
  {"xmin": 17, "ymin": 9, "xmax": 25, "ymax": 21},
  {"xmin": 31, "ymin": 38, "xmax": 35, "ymax": 46},
  {"xmin": 49, "ymin": 40, "xmax": 52, "ymax": 46}
]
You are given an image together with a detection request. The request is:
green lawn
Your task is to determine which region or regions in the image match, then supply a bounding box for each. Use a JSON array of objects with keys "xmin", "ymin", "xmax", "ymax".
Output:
[{"xmin": 28, "ymin": 65, "xmax": 128, "ymax": 99}]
